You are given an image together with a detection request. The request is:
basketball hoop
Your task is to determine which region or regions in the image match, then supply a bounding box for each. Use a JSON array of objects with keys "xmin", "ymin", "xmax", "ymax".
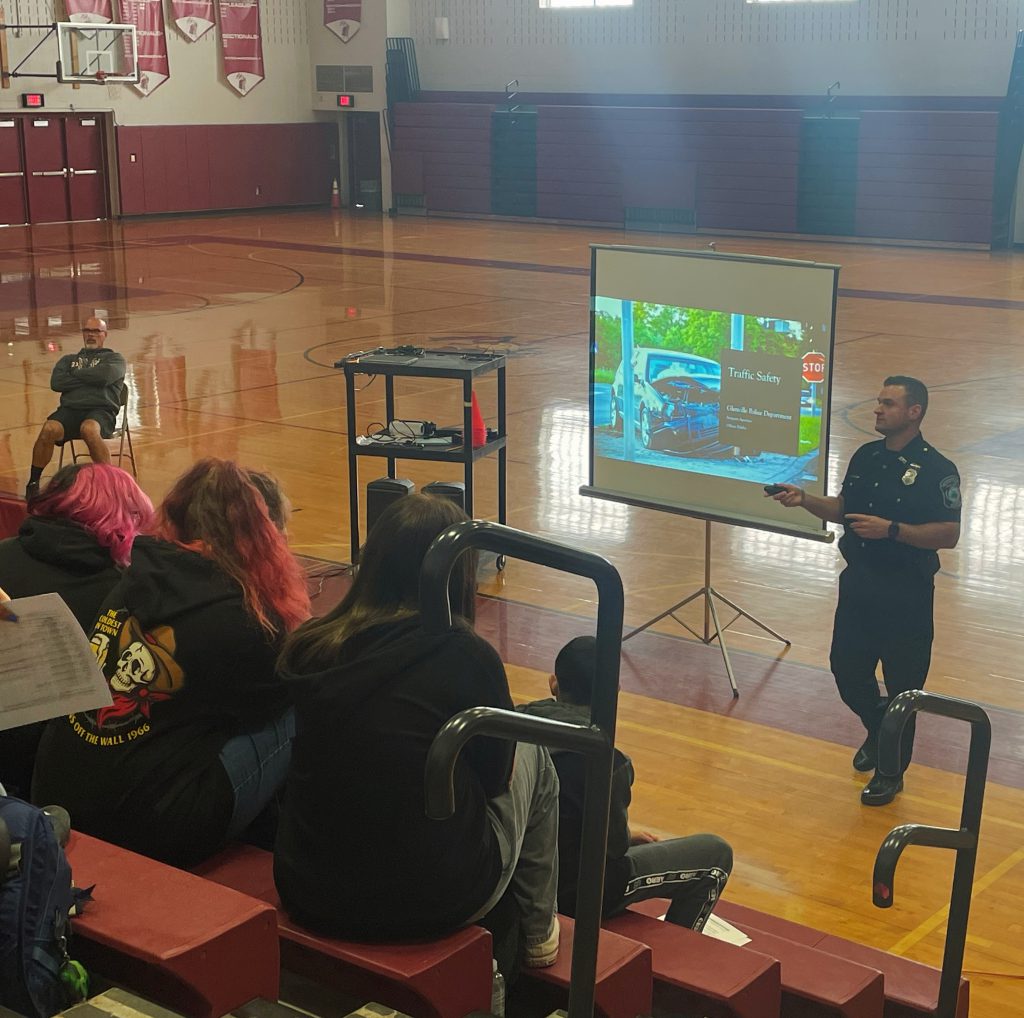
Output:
[{"xmin": 93, "ymin": 71, "xmax": 107, "ymax": 84}]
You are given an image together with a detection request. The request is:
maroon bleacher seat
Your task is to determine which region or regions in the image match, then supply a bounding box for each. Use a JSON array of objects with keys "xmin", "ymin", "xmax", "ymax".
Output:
[
  {"xmin": 0, "ymin": 493, "xmax": 26, "ymax": 539},
  {"xmin": 517, "ymin": 914, "xmax": 653, "ymax": 1018},
  {"xmin": 718, "ymin": 902, "xmax": 969, "ymax": 1018},
  {"xmin": 194, "ymin": 844, "xmax": 492, "ymax": 1018},
  {"xmin": 604, "ymin": 908, "xmax": 782, "ymax": 1018},
  {"xmin": 65, "ymin": 832, "xmax": 279, "ymax": 1018}
]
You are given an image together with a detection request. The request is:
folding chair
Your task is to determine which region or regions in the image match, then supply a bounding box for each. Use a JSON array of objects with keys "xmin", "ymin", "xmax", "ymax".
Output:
[{"xmin": 58, "ymin": 383, "xmax": 137, "ymax": 478}]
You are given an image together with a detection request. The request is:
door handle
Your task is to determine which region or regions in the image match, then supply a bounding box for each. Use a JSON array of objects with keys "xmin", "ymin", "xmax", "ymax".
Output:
[
  {"xmin": 35, "ymin": 170, "xmax": 67, "ymax": 177},
  {"xmin": 0, "ymin": 171, "xmax": 24, "ymax": 178},
  {"xmin": 69, "ymin": 168, "xmax": 98, "ymax": 176}
]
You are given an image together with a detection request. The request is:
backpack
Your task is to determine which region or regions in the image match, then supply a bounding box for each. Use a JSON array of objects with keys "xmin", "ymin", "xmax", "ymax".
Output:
[{"xmin": 0, "ymin": 797, "xmax": 86, "ymax": 1018}]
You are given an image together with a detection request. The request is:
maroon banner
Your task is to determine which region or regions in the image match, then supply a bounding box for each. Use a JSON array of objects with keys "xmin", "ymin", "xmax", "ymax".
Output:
[
  {"xmin": 118, "ymin": 0, "xmax": 170, "ymax": 96},
  {"xmin": 171, "ymin": 0, "xmax": 215, "ymax": 42},
  {"xmin": 64, "ymin": 0, "xmax": 113, "ymax": 22},
  {"xmin": 324, "ymin": 0, "xmax": 361, "ymax": 42},
  {"xmin": 218, "ymin": 0, "xmax": 265, "ymax": 96}
]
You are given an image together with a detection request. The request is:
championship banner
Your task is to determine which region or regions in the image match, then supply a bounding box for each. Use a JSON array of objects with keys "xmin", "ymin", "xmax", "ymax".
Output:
[
  {"xmin": 118, "ymin": 0, "xmax": 170, "ymax": 96},
  {"xmin": 171, "ymin": 0, "xmax": 216, "ymax": 42},
  {"xmin": 218, "ymin": 0, "xmax": 265, "ymax": 96},
  {"xmin": 324, "ymin": 0, "xmax": 361, "ymax": 42},
  {"xmin": 64, "ymin": 0, "xmax": 113, "ymax": 23}
]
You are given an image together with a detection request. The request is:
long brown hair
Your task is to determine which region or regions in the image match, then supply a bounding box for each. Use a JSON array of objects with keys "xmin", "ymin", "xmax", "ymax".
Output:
[
  {"xmin": 150, "ymin": 459, "xmax": 310, "ymax": 635},
  {"xmin": 280, "ymin": 494, "xmax": 476, "ymax": 673}
]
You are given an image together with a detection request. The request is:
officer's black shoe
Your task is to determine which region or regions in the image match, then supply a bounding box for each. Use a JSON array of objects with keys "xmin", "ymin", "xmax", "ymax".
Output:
[
  {"xmin": 24, "ymin": 480, "xmax": 39, "ymax": 501},
  {"xmin": 861, "ymin": 771, "xmax": 904, "ymax": 806},
  {"xmin": 852, "ymin": 735, "xmax": 878, "ymax": 773}
]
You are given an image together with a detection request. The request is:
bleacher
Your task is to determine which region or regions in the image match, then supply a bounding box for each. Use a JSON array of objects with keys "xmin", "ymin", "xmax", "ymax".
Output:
[{"xmin": 56, "ymin": 833, "xmax": 965, "ymax": 1018}]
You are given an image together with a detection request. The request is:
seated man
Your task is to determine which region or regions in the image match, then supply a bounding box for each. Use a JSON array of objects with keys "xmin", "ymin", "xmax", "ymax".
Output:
[
  {"xmin": 27, "ymin": 318, "xmax": 126, "ymax": 499},
  {"xmin": 521, "ymin": 636, "xmax": 733, "ymax": 930}
]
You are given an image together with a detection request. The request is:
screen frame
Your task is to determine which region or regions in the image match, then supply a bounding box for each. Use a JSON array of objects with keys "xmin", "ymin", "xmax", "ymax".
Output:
[{"xmin": 585, "ymin": 243, "xmax": 840, "ymax": 543}]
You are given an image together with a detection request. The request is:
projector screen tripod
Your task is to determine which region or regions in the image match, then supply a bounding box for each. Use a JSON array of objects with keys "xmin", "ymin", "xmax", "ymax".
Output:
[{"xmin": 623, "ymin": 519, "xmax": 790, "ymax": 697}]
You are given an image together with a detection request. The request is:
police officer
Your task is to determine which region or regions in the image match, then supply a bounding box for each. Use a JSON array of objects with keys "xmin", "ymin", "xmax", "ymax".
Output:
[{"xmin": 770, "ymin": 376, "xmax": 961, "ymax": 805}]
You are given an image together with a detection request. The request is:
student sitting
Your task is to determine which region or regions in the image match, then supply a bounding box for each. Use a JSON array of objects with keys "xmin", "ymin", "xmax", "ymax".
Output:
[
  {"xmin": 274, "ymin": 494, "xmax": 560, "ymax": 973},
  {"xmin": 32, "ymin": 459, "xmax": 310, "ymax": 867},
  {"xmin": 0, "ymin": 464, "xmax": 152, "ymax": 799},
  {"xmin": 521, "ymin": 636, "xmax": 733, "ymax": 930},
  {"xmin": 0, "ymin": 463, "xmax": 152, "ymax": 630}
]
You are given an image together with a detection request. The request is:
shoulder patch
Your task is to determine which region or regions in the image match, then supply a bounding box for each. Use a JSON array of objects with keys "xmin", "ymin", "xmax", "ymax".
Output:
[{"xmin": 940, "ymin": 474, "xmax": 962, "ymax": 510}]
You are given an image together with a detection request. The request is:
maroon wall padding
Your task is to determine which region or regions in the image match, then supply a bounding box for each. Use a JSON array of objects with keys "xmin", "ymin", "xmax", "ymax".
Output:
[
  {"xmin": 195, "ymin": 844, "xmax": 493, "ymax": 1018},
  {"xmin": 535, "ymin": 106, "xmax": 800, "ymax": 230},
  {"xmin": 605, "ymin": 909, "xmax": 782, "ymax": 1018},
  {"xmin": 392, "ymin": 102, "xmax": 493, "ymax": 213},
  {"xmin": 0, "ymin": 495, "xmax": 26, "ymax": 538},
  {"xmin": 855, "ymin": 111, "xmax": 998, "ymax": 244},
  {"xmin": 116, "ymin": 123, "xmax": 335, "ymax": 216},
  {"xmin": 65, "ymin": 833, "xmax": 280, "ymax": 1018}
]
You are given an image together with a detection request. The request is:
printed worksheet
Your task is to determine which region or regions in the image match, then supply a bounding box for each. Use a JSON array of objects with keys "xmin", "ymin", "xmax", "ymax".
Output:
[{"xmin": 0, "ymin": 593, "xmax": 111, "ymax": 730}]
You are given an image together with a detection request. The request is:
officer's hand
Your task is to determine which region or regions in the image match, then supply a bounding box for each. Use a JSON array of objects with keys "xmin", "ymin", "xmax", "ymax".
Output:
[
  {"xmin": 766, "ymin": 483, "xmax": 804, "ymax": 508},
  {"xmin": 845, "ymin": 514, "xmax": 890, "ymax": 540}
]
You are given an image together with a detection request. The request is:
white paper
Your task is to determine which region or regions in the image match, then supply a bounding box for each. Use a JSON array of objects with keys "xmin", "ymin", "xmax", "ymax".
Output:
[
  {"xmin": 702, "ymin": 914, "xmax": 752, "ymax": 946},
  {"xmin": 0, "ymin": 594, "xmax": 112, "ymax": 731}
]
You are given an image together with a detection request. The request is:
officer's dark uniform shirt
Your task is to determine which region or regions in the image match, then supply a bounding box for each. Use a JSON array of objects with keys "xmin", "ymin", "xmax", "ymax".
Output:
[{"xmin": 838, "ymin": 433, "xmax": 961, "ymax": 577}]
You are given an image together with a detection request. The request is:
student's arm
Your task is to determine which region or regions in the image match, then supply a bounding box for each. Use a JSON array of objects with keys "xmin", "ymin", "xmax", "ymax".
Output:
[
  {"xmin": 605, "ymin": 756, "xmax": 633, "ymax": 861},
  {"xmin": 451, "ymin": 632, "xmax": 515, "ymax": 796}
]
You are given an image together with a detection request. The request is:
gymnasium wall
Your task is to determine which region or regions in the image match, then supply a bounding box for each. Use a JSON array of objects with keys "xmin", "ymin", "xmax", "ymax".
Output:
[
  {"xmin": 0, "ymin": 0, "xmax": 313, "ymax": 125},
  {"xmin": 403, "ymin": 0, "xmax": 1020, "ymax": 99}
]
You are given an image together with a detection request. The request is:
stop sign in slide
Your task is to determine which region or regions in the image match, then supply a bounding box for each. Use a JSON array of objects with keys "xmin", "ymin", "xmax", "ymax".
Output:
[{"xmin": 802, "ymin": 352, "xmax": 826, "ymax": 385}]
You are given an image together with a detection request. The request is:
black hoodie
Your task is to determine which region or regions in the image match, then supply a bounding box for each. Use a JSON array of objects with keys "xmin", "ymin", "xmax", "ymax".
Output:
[
  {"xmin": 0, "ymin": 516, "xmax": 121, "ymax": 630},
  {"xmin": 274, "ymin": 616, "xmax": 515, "ymax": 940},
  {"xmin": 32, "ymin": 537, "xmax": 288, "ymax": 866},
  {"xmin": 519, "ymin": 698, "xmax": 634, "ymax": 916}
]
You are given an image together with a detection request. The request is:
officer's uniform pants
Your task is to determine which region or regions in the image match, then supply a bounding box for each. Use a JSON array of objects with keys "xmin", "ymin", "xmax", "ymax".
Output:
[{"xmin": 829, "ymin": 562, "xmax": 934, "ymax": 765}]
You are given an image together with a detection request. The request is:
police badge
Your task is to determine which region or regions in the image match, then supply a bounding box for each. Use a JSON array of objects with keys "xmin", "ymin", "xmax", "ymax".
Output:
[{"xmin": 901, "ymin": 467, "xmax": 918, "ymax": 485}]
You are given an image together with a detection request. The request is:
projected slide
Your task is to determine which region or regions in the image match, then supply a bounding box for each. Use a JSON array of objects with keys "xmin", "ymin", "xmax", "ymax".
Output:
[
  {"xmin": 587, "ymin": 245, "xmax": 838, "ymax": 539},
  {"xmin": 594, "ymin": 299, "xmax": 827, "ymax": 484}
]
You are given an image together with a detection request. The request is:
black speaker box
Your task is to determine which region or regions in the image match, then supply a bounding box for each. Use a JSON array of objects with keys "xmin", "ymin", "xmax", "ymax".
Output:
[
  {"xmin": 422, "ymin": 480, "xmax": 466, "ymax": 511},
  {"xmin": 366, "ymin": 477, "xmax": 415, "ymax": 534}
]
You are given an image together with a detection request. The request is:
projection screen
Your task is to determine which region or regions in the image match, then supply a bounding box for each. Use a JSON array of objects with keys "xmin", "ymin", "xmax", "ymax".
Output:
[{"xmin": 584, "ymin": 245, "xmax": 839, "ymax": 540}]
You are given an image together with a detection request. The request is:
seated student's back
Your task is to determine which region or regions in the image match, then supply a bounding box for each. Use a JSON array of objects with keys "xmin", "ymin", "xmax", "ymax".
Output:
[
  {"xmin": 32, "ymin": 460, "xmax": 310, "ymax": 867},
  {"xmin": 0, "ymin": 464, "xmax": 151, "ymax": 798}
]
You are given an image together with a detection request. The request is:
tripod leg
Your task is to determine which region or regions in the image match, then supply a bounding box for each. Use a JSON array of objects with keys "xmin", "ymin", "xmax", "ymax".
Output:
[
  {"xmin": 711, "ymin": 588, "xmax": 791, "ymax": 646},
  {"xmin": 624, "ymin": 588, "xmax": 706, "ymax": 641},
  {"xmin": 707, "ymin": 593, "xmax": 740, "ymax": 698}
]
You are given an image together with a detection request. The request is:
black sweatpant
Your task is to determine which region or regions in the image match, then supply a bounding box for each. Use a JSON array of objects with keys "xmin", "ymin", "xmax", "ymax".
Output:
[{"xmin": 829, "ymin": 562, "xmax": 934, "ymax": 769}]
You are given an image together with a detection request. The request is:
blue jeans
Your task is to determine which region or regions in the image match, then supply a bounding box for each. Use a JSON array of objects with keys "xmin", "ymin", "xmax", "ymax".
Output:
[{"xmin": 218, "ymin": 709, "xmax": 295, "ymax": 841}]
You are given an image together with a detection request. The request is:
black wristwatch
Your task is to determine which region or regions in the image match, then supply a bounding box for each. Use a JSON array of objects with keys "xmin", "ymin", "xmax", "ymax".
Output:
[{"xmin": 888, "ymin": 520, "xmax": 900, "ymax": 541}]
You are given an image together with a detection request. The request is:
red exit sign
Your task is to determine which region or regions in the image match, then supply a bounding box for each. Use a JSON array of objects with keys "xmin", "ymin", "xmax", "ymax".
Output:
[
  {"xmin": 20, "ymin": 93, "xmax": 45, "ymax": 109},
  {"xmin": 336, "ymin": 94, "xmax": 355, "ymax": 108}
]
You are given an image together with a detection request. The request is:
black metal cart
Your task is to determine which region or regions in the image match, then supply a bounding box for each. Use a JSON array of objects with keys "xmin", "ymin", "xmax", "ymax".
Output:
[{"xmin": 341, "ymin": 349, "xmax": 508, "ymax": 563}]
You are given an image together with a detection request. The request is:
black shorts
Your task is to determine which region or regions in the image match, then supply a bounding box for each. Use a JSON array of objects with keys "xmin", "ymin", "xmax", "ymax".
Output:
[{"xmin": 48, "ymin": 407, "xmax": 118, "ymax": 445}]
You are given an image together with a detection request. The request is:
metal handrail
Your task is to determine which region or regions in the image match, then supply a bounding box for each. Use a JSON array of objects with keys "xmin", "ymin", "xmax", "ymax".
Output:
[
  {"xmin": 421, "ymin": 520, "xmax": 624, "ymax": 1018},
  {"xmin": 872, "ymin": 689, "xmax": 991, "ymax": 1018}
]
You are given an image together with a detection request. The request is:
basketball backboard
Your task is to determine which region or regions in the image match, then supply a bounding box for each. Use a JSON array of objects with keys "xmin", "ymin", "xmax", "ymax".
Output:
[{"xmin": 56, "ymin": 22, "xmax": 138, "ymax": 84}]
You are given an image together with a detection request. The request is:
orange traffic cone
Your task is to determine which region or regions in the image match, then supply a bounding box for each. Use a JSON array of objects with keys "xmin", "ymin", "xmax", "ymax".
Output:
[
  {"xmin": 331, "ymin": 178, "xmax": 341, "ymax": 209},
  {"xmin": 471, "ymin": 391, "xmax": 487, "ymax": 448}
]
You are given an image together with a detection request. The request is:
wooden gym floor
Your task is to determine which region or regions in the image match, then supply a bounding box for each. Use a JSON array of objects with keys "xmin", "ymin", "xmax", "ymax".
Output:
[{"xmin": 1, "ymin": 210, "xmax": 1023, "ymax": 1012}]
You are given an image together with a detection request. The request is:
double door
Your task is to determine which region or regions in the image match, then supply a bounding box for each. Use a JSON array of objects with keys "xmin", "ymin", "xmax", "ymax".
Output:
[{"xmin": 0, "ymin": 112, "xmax": 110, "ymax": 226}]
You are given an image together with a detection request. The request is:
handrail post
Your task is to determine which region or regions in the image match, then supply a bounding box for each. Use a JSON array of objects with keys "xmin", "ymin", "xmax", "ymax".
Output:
[
  {"xmin": 420, "ymin": 520, "xmax": 624, "ymax": 1018},
  {"xmin": 873, "ymin": 690, "xmax": 991, "ymax": 1018}
]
